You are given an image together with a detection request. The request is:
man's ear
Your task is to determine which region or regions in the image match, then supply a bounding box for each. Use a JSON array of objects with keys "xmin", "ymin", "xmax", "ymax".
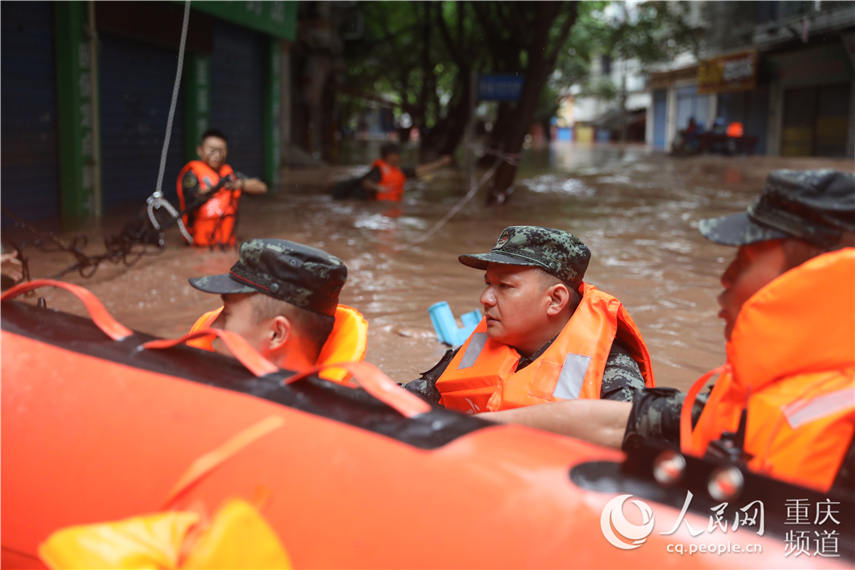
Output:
[
  {"xmin": 545, "ymin": 283, "xmax": 571, "ymax": 316},
  {"xmin": 268, "ymin": 315, "xmax": 292, "ymax": 350},
  {"xmin": 196, "ymin": 145, "xmax": 204, "ymax": 160}
]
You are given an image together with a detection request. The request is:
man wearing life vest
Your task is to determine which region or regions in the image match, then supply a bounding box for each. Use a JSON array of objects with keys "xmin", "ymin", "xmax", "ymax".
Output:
[
  {"xmin": 187, "ymin": 238, "xmax": 367, "ymax": 381},
  {"xmin": 405, "ymin": 225, "xmax": 655, "ymax": 414},
  {"xmin": 176, "ymin": 129, "xmax": 268, "ymax": 248},
  {"xmin": 358, "ymin": 143, "xmax": 452, "ymax": 201},
  {"xmin": 482, "ymin": 170, "xmax": 855, "ymax": 493}
]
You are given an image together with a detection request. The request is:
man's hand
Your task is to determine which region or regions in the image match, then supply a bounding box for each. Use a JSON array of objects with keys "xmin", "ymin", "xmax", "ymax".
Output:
[
  {"xmin": 361, "ymin": 178, "xmax": 386, "ymax": 196},
  {"xmin": 241, "ymin": 177, "xmax": 268, "ymax": 195},
  {"xmin": 1, "ymin": 251, "xmax": 24, "ymax": 283},
  {"xmin": 223, "ymin": 176, "xmax": 243, "ymax": 191},
  {"xmin": 415, "ymin": 155, "xmax": 453, "ymax": 178},
  {"xmin": 479, "ymin": 399, "xmax": 633, "ymax": 449}
]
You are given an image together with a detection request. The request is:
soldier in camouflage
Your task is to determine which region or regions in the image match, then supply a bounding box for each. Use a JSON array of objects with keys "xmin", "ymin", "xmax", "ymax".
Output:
[
  {"xmin": 481, "ymin": 170, "xmax": 855, "ymax": 492},
  {"xmin": 188, "ymin": 238, "xmax": 348, "ymax": 371},
  {"xmin": 624, "ymin": 169, "xmax": 855, "ymax": 454},
  {"xmin": 405, "ymin": 225, "xmax": 654, "ymax": 409}
]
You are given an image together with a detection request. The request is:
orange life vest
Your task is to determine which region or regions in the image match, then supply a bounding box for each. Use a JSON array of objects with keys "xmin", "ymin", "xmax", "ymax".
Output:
[
  {"xmin": 435, "ymin": 283, "xmax": 655, "ymax": 413},
  {"xmin": 187, "ymin": 304, "xmax": 368, "ymax": 384},
  {"xmin": 726, "ymin": 122, "xmax": 744, "ymax": 138},
  {"xmin": 370, "ymin": 159, "xmax": 406, "ymax": 202},
  {"xmin": 175, "ymin": 161, "xmax": 241, "ymax": 247},
  {"xmin": 681, "ymin": 248, "xmax": 855, "ymax": 491}
]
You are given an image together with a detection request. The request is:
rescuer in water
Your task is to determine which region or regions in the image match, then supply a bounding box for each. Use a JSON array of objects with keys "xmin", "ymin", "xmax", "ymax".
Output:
[
  {"xmin": 481, "ymin": 170, "xmax": 855, "ymax": 493},
  {"xmin": 333, "ymin": 143, "xmax": 452, "ymax": 201},
  {"xmin": 176, "ymin": 129, "xmax": 268, "ymax": 248}
]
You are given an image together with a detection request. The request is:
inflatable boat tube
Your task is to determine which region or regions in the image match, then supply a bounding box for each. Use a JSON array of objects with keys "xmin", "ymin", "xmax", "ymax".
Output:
[{"xmin": 2, "ymin": 281, "xmax": 852, "ymax": 568}]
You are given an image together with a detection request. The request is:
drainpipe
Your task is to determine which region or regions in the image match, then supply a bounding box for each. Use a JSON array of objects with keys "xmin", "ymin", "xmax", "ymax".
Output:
[{"xmin": 87, "ymin": 0, "xmax": 102, "ymax": 217}]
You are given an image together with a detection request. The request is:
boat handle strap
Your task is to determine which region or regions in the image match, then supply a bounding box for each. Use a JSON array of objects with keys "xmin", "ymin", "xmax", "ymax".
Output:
[
  {"xmin": 143, "ymin": 328, "xmax": 279, "ymax": 378},
  {"xmin": 1, "ymin": 278, "xmax": 133, "ymax": 341},
  {"xmin": 2, "ymin": 280, "xmax": 428, "ymax": 416},
  {"xmin": 284, "ymin": 361, "xmax": 431, "ymax": 418}
]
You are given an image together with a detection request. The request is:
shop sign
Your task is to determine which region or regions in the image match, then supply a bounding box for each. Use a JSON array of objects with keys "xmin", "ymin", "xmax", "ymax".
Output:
[{"xmin": 697, "ymin": 51, "xmax": 757, "ymax": 94}]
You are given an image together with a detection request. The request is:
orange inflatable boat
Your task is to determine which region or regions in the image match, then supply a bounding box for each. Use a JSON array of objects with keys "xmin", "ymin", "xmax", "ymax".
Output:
[{"xmin": 2, "ymin": 281, "xmax": 852, "ymax": 568}]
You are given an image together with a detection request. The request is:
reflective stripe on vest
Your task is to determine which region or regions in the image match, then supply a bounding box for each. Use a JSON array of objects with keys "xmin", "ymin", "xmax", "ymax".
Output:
[
  {"xmin": 435, "ymin": 283, "xmax": 654, "ymax": 413},
  {"xmin": 458, "ymin": 333, "xmax": 488, "ymax": 369},
  {"xmin": 553, "ymin": 353, "xmax": 592, "ymax": 400},
  {"xmin": 453, "ymin": 339, "xmax": 603, "ymax": 401},
  {"xmin": 784, "ymin": 387, "xmax": 855, "ymax": 429}
]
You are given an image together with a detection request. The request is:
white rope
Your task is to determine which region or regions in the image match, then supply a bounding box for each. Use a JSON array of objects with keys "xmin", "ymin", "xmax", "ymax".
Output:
[
  {"xmin": 465, "ymin": 142, "xmax": 520, "ymax": 166},
  {"xmin": 152, "ymin": 0, "xmax": 191, "ymax": 199},
  {"xmin": 408, "ymin": 158, "xmax": 502, "ymax": 246}
]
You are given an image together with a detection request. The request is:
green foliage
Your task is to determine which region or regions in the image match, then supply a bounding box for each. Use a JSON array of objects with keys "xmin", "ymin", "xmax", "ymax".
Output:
[
  {"xmin": 605, "ymin": 1, "xmax": 699, "ymax": 63},
  {"xmin": 341, "ymin": 0, "xmax": 697, "ymax": 115},
  {"xmin": 340, "ymin": 1, "xmax": 582, "ymax": 136},
  {"xmin": 533, "ymin": 83, "xmax": 561, "ymax": 124},
  {"xmin": 550, "ymin": 2, "xmax": 610, "ymax": 90},
  {"xmin": 341, "ymin": 2, "xmax": 475, "ymax": 129},
  {"xmin": 546, "ymin": 1, "xmax": 699, "ymax": 107},
  {"xmin": 584, "ymin": 77, "xmax": 619, "ymax": 101},
  {"xmin": 340, "ymin": 1, "xmax": 697, "ymax": 153}
]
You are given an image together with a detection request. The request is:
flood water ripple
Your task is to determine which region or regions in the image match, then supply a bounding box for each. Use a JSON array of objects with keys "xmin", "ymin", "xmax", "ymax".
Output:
[{"xmin": 20, "ymin": 145, "xmax": 854, "ymax": 390}]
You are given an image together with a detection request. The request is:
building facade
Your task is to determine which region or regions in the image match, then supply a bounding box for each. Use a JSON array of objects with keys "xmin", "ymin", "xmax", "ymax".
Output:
[
  {"xmin": 646, "ymin": 1, "xmax": 855, "ymax": 158},
  {"xmin": 1, "ymin": 1, "xmax": 296, "ymax": 226}
]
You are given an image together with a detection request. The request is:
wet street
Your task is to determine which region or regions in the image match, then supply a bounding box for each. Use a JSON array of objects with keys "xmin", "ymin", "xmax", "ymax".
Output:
[{"xmin": 19, "ymin": 144, "xmax": 854, "ymax": 390}]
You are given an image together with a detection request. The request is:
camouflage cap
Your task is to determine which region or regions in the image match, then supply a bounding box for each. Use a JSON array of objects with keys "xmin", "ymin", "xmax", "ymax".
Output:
[
  {"xmin": 699, "ymin": 170, "xmax": 855, "ymax": 248},
  {"xmin": 459, "ymin": 225, "xmax": 591, "ymax": 288},
  {"xmin": 189, "ymin": 239, "xmax": 347, "ymax": 317}
]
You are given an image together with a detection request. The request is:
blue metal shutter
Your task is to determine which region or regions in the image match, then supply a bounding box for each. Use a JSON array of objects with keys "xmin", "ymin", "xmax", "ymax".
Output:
[
  {"xmin": 1, "ymin": 2, "xmax": 59, "ymax": 222},
  {"xmin": 675, "ymin": 85, "xmax": 712, "ymax": 132},
  {"xmin": 98, "ymin": 33, "xmax": 185, "ymax": 211},
  {"xmin": 210, "ymin": 20, "xmax": 264, "ymax": 180}
]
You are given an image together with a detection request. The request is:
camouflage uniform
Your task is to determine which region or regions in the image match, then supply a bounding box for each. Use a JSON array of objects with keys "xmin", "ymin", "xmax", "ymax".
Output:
[
  {"xmin": 406, "ymin": 225, "xmax": 647, "ymax": 404},
  {"xmin": 621, "ymin": 387, "xmax": 708, "ymax": 452},
  {"xmin": 698, "ymin": 169, "xmax": 855, "ymax": 249},
  {"xmin": 180, "ymin": 168, "xmax": 248, "ymax": 221},
  {"xmin": 457, "ymin": 225, "xmax": 591, "ymax": 289},
  {"xmin": 189, "ymin": 238, "xmax": 347, "ymax": 317}
]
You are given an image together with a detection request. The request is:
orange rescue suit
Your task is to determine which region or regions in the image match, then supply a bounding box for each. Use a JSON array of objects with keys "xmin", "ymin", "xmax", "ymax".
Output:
[
  {"xmin": 176, "ymin": 160, "xmax": 241, "ymax": 247},
  {"xmin": 435, "ymin": 283, "xmax": 655, "ymax": 413},
  {"xmin": 188, "ymin": 304, "xmax": 369, "ymax": 384},
  {"xmin": 370, "ymin": 159, "xmax": 407, "ymax": 202},
  {"xmin": 681, "ymin": 248, "xmax": 855, "ymax": 491}
]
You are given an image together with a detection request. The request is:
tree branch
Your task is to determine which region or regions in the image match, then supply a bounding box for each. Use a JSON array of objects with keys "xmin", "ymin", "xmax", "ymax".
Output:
[
  {"xmin": 472, "ymin": 2, "xmax": 516, "ymax": 69},
  {"xmin": 507, "ymin": 2, "xmax": 531, "ymax": 50},
  {"xmin": 338, "ymin": 86, "xmax": 419, "ymax": 115},
  {"xmin": 546, "ymin": 3, "xmax": 578, "ymax": 67},
  {"xmin": 436, "ymin": 1, "xmax": 464, "ymax": 66}
]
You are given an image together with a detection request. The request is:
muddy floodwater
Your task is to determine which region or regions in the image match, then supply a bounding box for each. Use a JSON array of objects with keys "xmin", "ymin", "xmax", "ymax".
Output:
[{"xmin": 16, "ymin": 144, "xmax": 854, "ymax": 391}]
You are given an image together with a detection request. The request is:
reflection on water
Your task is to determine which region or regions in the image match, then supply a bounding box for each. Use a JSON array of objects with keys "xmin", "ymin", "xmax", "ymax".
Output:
[{"xmin": 20, "ymin": 144, "xmax": 854, "ymax": 390}]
